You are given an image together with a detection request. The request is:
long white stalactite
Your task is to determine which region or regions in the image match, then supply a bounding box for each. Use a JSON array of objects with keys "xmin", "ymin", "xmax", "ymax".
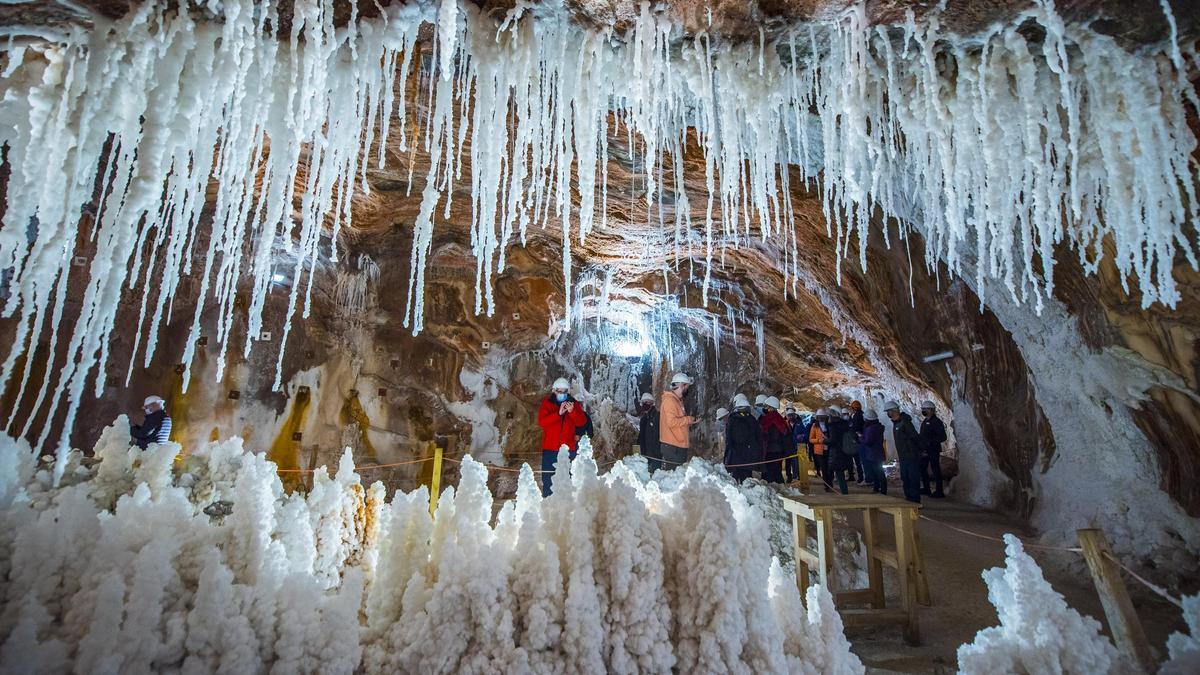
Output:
[{"xmin": 0, "ymin": 0, "xmax": 1196, "ymax": 474}]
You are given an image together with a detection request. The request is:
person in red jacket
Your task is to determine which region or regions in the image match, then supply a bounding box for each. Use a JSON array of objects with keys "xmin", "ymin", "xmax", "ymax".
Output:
[
  {"xmin": 758, "ymin": 396, "xmax": 790, "ymax": 483},
  {"xmin": 537, "ymin": 377, "xmax": 587, "ymax": 496}
]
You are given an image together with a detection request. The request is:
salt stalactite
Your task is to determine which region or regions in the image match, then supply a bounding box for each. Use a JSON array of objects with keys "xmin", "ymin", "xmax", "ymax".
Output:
[
  {"xmin": 754, "ymin": 318, "xmax": 766, "ymax": 378},
  {"xmin": 0, "ymin": 0, "xmax": 1196, "ymax": 473},
  {"xmin": 0, "ymin": 422, "xmax": 864, "ymax": 674}
]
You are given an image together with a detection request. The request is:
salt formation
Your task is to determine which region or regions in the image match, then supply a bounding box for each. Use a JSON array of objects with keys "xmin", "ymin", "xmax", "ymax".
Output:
[
  {"xmin": 0, "ymin": 422, "xmax": 863, "ymax": 674},
  {"xmin": 0, "ymin": 0, "xmax": 1195, "ymax": 475},
  {"xmin": 956, "ymin": 535, "xmax": 1129, "ymax": 675},
  {"xmin": 1162, "ymin": 594, "xmax": 1200, "ymax": 675}
]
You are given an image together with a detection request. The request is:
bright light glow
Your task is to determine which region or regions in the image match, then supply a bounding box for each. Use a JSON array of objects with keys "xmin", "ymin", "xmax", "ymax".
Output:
[
  {"xmin": 610, "ymin": 337, "xmax": 648, "ymax": 358},
  {"xmin": 271, "ymin": 273, "xmax": 288, "ymax": 285}
]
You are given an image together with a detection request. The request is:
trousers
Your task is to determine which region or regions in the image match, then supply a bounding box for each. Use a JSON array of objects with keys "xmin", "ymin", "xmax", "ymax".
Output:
[
  {"xmin": 899, "ymin": 457, "xmax": 922, "ymax": 504},
  {"xmin": 921, "ymin": 451, "xmax": 944, "ymax": 495},
  {"xmin": 660, "ymin": 443, "xmax": 688, "ymax": 469},
  {"xmin": 865, "ymin": 458, "xmax": 887, "ymax": 494}
]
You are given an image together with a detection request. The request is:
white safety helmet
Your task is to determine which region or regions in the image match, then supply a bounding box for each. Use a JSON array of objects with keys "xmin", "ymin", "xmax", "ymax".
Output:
[
  {"xmin": 670, "ymin": 372, "xmax": 694, "ymax": 386},
  {"xmin": 732, "ymin": 393, "xmax": 752, "ymax": 409},
  {"xmin": 815, "ymin": 407, "xmax": 830, "ymax": 417},
  {"xmin": 551, "ymin": 377, "xmax": 570, "ymax": 392},
  {"xmin": 829, "ymin": 405, "xmax": 842, "ymax": 415},
  {"xmin": 785, "ymin": 407, "xmax": 797, "ymax": 415},
  {"xmin": 143, "ymin": 395, "xmax": 165, "ymax": 408},
  {"xmin": 754, "ymin": 394, "xmax": 767, "ymax": 406},
  {"xmin": 883, "ymin": 400, "xmax": 901, "ymax": 412},
  {"xmin": 865, "ymin": 409, "xmax": 879, "ymax": 421},
  {"xmin": 920, "ymin": 400, "xmax": 936, "ymax": 410},
  {"xmin": 764, "ymin": 396, "xmax": 781, "ymax": 410},
  {"xmin": 715, "ymin": 407, "xmax": 730, "ymax": 421},
  {"xmin": 640, "ymin": 392, "xmax": 655, "ymax": 404}
]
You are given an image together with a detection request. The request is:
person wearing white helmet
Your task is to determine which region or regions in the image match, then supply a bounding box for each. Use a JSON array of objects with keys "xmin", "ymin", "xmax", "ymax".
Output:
[
  {"xmin": 130, "ymin": 395, "xmax": 172, "ymax": 449},
  {"xmin": 758, "ymin": 396, "xmax": 788, "ymax": 483},
  {"xmin": 752, "ymin": 394, "xmax": 767, "ymax": 419},
  {"xmin": 537, "ymin": 377, "xmax": 588, "ymax": 496},
  {"xmin": 884, "ymin": 400, "xmax": 923, "ymax": 503},
  {"xmin": 659, "ymin": 372, "xmax": 698, "ymax": 469},
  {"xmin": 636, "ymin": 392, "xmax": 662, "ymax": 473},
  {"xmin": 917, "ymin": 400, "xmax": 947, "ymax": 498},
  {"xmin": 723, "ymin": 394, "xmax": 762, "ymax": 483}
]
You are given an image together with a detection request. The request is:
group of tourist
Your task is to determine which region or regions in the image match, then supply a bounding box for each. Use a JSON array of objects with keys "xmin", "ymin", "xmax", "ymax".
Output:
[{"xmin": 537, "ymin": 373, "xmax": 949, "ymax": 503}]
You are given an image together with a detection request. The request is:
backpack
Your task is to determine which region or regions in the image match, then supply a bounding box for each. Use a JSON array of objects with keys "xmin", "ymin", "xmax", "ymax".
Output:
[{"xmin": 841, "ymin": 431, "xmax": 859, "ymax": 456}]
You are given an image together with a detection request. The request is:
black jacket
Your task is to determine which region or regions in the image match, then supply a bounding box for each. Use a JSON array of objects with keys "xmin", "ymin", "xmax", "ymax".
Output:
[
  {"xmin": 919, "ymin": 415, "xmax": 947, "ymax": 455},
  {"xmin": 826, "ymin": 418, "xmax": 852, "ymax": 470},
  {"xmin": 891, "ymin": 413, "xmax": 922, "ymax": 461},
  {"xmin": 577, "ymin": 410, "xmax": 594, "ymax": 440},
  {"xmin": 724, "ymin": 410, "xmax": 763, "ymax": 466},
  {"xmin": 131, "ymin": 410, "xmax": 171, "ymax": 450},
  {"xmin": 848, "ymin": 409, "xmax": 865, "ymax": 434},
  {"xmin": 638, "ymin": 408, "xmax": 661, "ymax": 458}
]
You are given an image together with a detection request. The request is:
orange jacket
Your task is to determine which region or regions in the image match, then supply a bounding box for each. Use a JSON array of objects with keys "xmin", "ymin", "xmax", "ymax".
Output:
[
  {"xmin": 807, "ymin": 422, "xmax": 827, "ymax": 456},
  {"xmin": 658, "ymin": 389, "xmax": 694, "ymax": 448}
]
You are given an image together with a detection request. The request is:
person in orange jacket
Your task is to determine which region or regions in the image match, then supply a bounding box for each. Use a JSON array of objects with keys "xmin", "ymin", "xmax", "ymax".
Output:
[
  {"xmin": 658, "ymin": 372, "xmax": 698, "ymax": 469},
  {"xmin": 537, "ymin": 377, "xmax": 587, "ymax": 496}
]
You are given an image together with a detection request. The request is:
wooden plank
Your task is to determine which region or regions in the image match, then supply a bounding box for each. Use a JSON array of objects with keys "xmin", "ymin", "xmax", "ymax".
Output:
[
  {"xmin": 870, "ymin": 545, "xmax": 899, "ymax": 568},
  {"xmin": 894, "ymin": 509, "xmax": 920, "ymax": 645},
  {"xmin": 788, "ymin": 493, "xmax": 916, "ymax": 510},
  {"xmin": 909, "ymin": 509, "xmax": 931, "ymax": 606},
  {"xmin": 1077, "ymin": 528, "xmax": 1154, "ymax": 674},
  {"xmin": 815, "ymin": 508, "xmax": 834, "ymax": 590},
  {"xmin": 834, "ymin": 589, "xmax": 877, "ymax": 606},
  {"xmin": 792, "ymin": 513, "xmax": 809, "ymax": 600},
  {"xmin": 839, "ymin": 608, "xmax": 910, "ymax": 626},
  {"xmin": 862, "ymin": 508, "xmax": 886, "ymax": 608},
  {"xmin": 780, "ymin": 497, "xmax": 817, "ymax": 520},
  {"xmin": 794, "ymin": 548, "xmax": 820, "ymax": 567}
]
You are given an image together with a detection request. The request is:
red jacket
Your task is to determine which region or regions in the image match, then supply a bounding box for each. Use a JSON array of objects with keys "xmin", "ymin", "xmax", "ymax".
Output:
[
  {"xmin": 538, "ymin": 396, "xmax": 587, "ymax": 451},
  {"xmin": 759, "ymin": 410, "xmax": 791, "ymax": 458}
]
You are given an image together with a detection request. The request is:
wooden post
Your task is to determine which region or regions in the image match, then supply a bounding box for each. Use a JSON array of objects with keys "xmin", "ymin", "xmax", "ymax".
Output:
[
  {"xmin": 792, "ymin": 513, "xmax": 809, "ymax": 599},
  {"xmin": 862, "ymin": 509, "xmax": 885, "ymax": 609},
  {"xmin": 893, "ymin": 509, "xmax": 920, "ymax": 645},
  {"xmin": 1077, "ymin": 528, "xmax": 1154, "ymax": 673},
  {"xmin": 909, "ymin": 509, "xmax": 931, "ymax": 606},
  {"xmin": 816, "ymin": 509, "xmax": 834, "ymax": 588},
  {"xmin": 429, "ymin": 441, "xmax": 443, "ymax": 516}
]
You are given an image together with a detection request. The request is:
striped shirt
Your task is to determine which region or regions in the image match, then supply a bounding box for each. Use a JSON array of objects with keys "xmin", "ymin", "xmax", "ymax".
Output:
[{"xmin": 157, "ymin": 417, "xmax": 172, "ymax": 444}]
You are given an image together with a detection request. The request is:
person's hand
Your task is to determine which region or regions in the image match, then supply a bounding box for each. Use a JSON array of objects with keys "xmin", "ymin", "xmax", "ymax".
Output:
[
  {"xmin": 564, "ymin": 402, "xmax": 574, "ymax": 412},
  {"xmin": 559, "ymin": 402, "xmax": 568, "ymax": 415}
]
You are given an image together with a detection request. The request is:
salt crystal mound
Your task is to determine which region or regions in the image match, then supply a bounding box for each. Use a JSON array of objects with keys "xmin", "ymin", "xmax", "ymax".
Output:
[
  {"xmin": 0, "ymin": 421, "xmax": 863, "ymax": 674},
  {"xmin": 956, "ymin": 534, "xmax": 1130, "ymax": 675},
  {"xmin": 1161, "ymin": 594, "xmax": 1200, "ymax": 675},
  {"xmin": 1, "ymin": 0, "xmax": 1196, "ymax": 480}
]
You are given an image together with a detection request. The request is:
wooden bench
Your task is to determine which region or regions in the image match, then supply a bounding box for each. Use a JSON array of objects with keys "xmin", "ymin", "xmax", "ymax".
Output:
[{"xmin": 780, "ymin": 493, "xmax": 930, "ymax": 645}]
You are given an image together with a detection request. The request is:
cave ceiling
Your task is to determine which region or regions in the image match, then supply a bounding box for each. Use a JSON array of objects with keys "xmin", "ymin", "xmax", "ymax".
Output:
[{"xmin": 10, "ymin": 0, "xmax": 1199, "ymax": 46}]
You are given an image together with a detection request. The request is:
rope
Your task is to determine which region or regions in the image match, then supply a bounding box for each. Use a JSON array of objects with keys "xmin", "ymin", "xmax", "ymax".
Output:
[
  {"xmin": 274, "ymin": 455, "xmax": 451, "ymax": 474},
  {"xmin": 1102, "ymin": 551, "xmax": 1183, "ymax": 609}
]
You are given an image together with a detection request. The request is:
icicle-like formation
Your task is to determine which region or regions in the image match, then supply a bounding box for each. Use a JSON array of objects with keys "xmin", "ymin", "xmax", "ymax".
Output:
[
  {"xmin": 0, "ymin": 422, "xmax": 864, "ymax": 674},
  {"xmin": 0, "ymin": 0, "xmax": 1196, "ymax": 471},
  {"xmin": 754, "ymin": 317, "xmax": 766, "ymax": 378}
]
